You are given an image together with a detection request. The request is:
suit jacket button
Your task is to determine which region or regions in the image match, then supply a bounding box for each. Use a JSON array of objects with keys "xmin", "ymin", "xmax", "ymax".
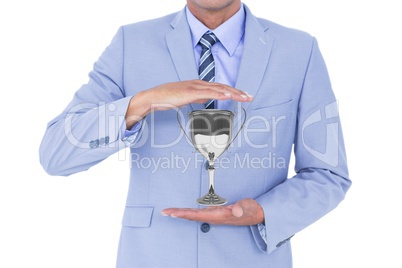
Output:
[
  {"xmin": 89, "ymin": 141, "xmax": 95, "ymax": 149},
  {"xmin": 201, "ymin": 223, "xmax": 210, "ymax": 233},
  {"xmin": 276, "ymin": 241, "xmax": 284, "ymax": 248},
  {"xmin": 276, "ymin": 235, "xmax": 294, "ymax": 247}
]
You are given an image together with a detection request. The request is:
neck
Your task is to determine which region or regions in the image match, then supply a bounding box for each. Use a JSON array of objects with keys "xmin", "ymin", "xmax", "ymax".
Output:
[{"xmin": 187, "ymin": 1, "xmax": 241, "ymax": 29}]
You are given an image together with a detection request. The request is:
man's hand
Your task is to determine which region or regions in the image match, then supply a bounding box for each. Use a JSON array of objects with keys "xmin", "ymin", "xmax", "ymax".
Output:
[
  {"xmin": 125, "ymin": 80, "xmax": 253, "ymax": 129},
  {"xmin": 161, "ymin": 198, "xmax": 265, "ymax": 226}
]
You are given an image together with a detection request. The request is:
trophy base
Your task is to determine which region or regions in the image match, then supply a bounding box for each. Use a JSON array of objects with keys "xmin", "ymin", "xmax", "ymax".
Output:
[{"xmin": 197, "ymin": 193, "xmax": 227, "ymax": 206}]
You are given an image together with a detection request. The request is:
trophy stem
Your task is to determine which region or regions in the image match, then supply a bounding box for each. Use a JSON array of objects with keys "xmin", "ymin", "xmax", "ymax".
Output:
[
  {"xmin": 208, "ymin": 160, "xmax": 215, "ymax": 193},
  {"xmin": 196, "ymin": 157, "xmax": 227, "ymax": 206}
]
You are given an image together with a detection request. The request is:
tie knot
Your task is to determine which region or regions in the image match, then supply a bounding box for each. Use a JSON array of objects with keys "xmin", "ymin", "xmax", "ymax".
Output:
[{"xmin": 199, "ymin": 32, "xmax": 218, "ymax": 50}]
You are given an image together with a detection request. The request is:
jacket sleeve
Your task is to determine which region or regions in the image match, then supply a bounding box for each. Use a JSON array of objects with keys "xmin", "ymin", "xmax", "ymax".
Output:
[
  {"xmin": 39, "ymin": 27, "xmax": 136, "ymax": 176},
  {"xmin": 252, "ymin": 37, "xmax": 352, "ymax": 254}
]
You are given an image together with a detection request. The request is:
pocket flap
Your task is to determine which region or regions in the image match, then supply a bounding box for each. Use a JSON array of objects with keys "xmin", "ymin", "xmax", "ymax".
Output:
[
  {"xmin": 122, "ymin": 206, "xmax": 154, "ymax": 228},
  {"xmin": 249, "ymin": 99, "xmax": 294, "ymax": 118}
]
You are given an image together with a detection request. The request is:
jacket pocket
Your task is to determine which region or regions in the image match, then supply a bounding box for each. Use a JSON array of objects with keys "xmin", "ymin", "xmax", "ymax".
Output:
[
  {"xmin": 122, "ymin": 205, "xmax": 154, "ymax": 228},
  {"xmin": 249, "ymin": 99, "xmax": 294, "ymax": 117},
  {"xmin": 243, "ymin": 100, "xmax": 294, "ymax": 149}
]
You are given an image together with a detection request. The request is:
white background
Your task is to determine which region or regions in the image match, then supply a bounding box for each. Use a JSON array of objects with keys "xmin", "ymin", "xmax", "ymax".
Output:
[{"xmin": 1, "ymin": 0, "xmax": 401, "ymax": 267}]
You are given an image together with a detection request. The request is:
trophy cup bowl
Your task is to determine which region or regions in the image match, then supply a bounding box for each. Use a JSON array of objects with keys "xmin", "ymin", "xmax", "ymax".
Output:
[{"xmin": 178, "ymin": 108, "xmax": 246, "ymax": 206}]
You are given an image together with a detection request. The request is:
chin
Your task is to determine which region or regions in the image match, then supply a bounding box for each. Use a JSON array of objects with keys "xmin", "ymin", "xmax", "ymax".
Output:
[{"xmin": 189, "ymin": 0, "xmax": 239, "ymax": 11}]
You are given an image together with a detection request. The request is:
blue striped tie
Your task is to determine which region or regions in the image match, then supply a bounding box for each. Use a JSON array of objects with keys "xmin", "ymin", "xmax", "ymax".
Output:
[{"xmin": 199, "ymin": 32, "xmax": 218, "ymax": 109}]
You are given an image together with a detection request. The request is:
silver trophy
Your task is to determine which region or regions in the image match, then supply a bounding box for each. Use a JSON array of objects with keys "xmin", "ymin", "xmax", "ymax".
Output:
[{"xmin": 178, "ymin": 108, "xmax": 246, "ymax": 206}]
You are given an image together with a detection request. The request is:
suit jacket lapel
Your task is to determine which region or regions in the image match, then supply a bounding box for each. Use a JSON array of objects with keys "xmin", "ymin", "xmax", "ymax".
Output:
[
  {"xmin": 165, "ymin": 6, "xmax": 274, "ymax": 115},
  {"xmin": 166, "ymin": 9, "xmax": 205, "ymax": 111},
  {"xmin": 230, "ymin": 5, "xmax": 274, "ymax": 115}
]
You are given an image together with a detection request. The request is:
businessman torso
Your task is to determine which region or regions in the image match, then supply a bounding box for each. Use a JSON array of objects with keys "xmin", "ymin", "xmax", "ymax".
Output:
[
  {"xmin": 40, "ymin": 4, "xmax": 350, "ymax": 268},
  {"xmin": 115, "ymin": 6, "xmax": 312, "ymax": 268}
]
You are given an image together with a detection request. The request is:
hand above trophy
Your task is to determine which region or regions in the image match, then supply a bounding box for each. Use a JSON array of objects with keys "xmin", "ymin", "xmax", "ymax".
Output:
[
  {"xmin": 162, "ymin": 198, "xmax": 265, "ymax": 226},
  {"xmin": 125, "ymin": 80, "xmax": 253, "ymax": 129}
]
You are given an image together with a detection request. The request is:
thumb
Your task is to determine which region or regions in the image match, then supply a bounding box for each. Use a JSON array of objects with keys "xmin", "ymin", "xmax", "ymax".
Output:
[{"xmin": 231, "ymin": 202, "xmax": 244, "ymax": 218}]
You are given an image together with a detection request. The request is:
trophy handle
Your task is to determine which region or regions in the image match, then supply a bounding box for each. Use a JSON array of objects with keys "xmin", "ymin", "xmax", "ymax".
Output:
[
  {"xmin": 176, "ymin": 108, "xmax": 192, "ymax": 144},
  {"xmin": 227, "ymin": 107, "xmax": 247, "ymax": 149}
]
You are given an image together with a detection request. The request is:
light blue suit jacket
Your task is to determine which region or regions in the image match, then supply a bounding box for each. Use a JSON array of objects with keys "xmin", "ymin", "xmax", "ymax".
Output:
[{"xmin": 40, "ymin": 5, "xmax": 351, "ymax": 268}]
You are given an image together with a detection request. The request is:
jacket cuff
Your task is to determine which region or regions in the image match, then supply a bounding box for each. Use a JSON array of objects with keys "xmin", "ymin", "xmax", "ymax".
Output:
[{"xmin": 250, "ymin": 224, "xmax": 268, "ymax": 253}]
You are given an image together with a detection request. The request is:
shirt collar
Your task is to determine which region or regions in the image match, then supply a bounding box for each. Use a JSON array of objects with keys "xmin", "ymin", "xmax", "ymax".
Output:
[{"xmin": 185, "ymin": 4, "xmax": 245, "ymax": 56}]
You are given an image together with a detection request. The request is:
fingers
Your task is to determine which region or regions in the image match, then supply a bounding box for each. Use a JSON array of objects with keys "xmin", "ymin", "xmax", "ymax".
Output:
[
  {"xmin": 161, "ymin": 208, "xmax": 195, "ymax": 217},
  {"xmin": 167, "ymin": 209, "xmax": 200, "ymax": 220},
  {"xmin": 145, "ymin": 80, "xmax": 253, "ymax": 111},
  {"xmin": 161, "ymin": 199, "xmax": 264, "ymax": 225},
  {"xmin": 162, "ymin": 206, "xmax": 232, "ymax": 224},
  {"xmin": 190, "ymin": 80, "xmax": 253, "ymax": 103},
  {"xmin": 161, "ymin": 208, "xmax": 202, "ymax": 219},
  {"xmin": 208, "ymin": 81, "xmax": 253, "ymax": 101}
]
